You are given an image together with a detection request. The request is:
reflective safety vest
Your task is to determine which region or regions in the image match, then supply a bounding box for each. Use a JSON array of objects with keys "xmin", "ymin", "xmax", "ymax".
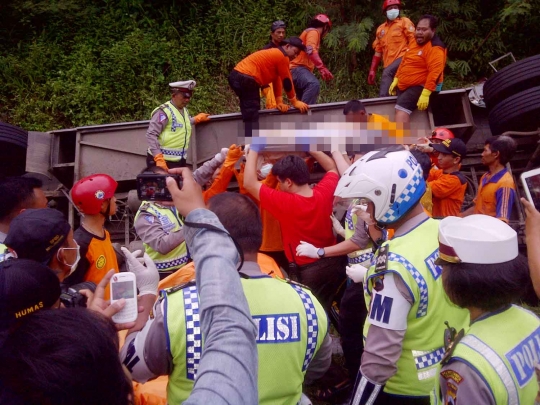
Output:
[
  {"xmin": 364, "ymin": 218, "xmax": 469, "ymax": 397},
  {"xmin": 449, "ymin": 305, "xmax": 540, "ymax": 404},
  {"xmin": 0, "ymin": 243, "xmax": 8, "ymax": 262},
  {"xmin": 164, "ymin": 275, "xmax": 328, "ymax": 405},
  {"xmin": 344, "ymin": 200, "xmax": 384, "ymax": 267},
  {"xmin": 149, "ymin": 101, "xmax": 192, "ymax": 162},
  {"xmin": 134, "ymin": 202, "xmax": 189, "ymax": 273}
]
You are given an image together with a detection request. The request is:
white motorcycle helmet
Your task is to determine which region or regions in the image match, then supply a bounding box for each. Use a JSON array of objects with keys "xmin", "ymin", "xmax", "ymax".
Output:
[{"xmin": 334, "ymin": 147, "xmax": 426, "ymax": 225}]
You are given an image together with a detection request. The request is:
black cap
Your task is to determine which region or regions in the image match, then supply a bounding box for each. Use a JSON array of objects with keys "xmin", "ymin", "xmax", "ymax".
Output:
[
  {"xmin": 0, "ymin": 259, "xmax": 60, "ymax": 328},
  {"xmin": 282, "ymin": 36, "xmax": 307, "ymax": 52},
  {"xmin": 5, "ymin": 208, "xmax": 71, "ymax": 265},
  {"xmin": 431, "ymin": 138, "xmax": 467, "ymax": 158},
  {"xmin": 271, "ymin": 20, "xmax": 286, "ymax": 32}
]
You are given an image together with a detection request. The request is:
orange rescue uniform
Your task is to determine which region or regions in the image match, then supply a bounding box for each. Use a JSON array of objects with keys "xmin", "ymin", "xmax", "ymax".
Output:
[
  {"xmin": 395, "ymin": 36, "xmax": 446, "ymax": 92},
  {"xmin": 428, "ymin": 168, "xmax": 467, "ymax": 217},
  {"xmin": 234, "ymin": 48, "xmax": 296, "ymax": 101},
  {"xmin": 473, "ymin": 168, "xmax": 516, "ymax": 223},
  {"xmin": 373, "ymin": 17, "xmax": 416, "ymax": 67},
  {"xmin": 290, "ymin": 29, "xmax": 320, "ymax": 72}
]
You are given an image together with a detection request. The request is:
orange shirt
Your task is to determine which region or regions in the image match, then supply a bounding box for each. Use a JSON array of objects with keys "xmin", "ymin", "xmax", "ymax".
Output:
[
  {"xmin": 474, "ymin": 168, "xmax": 516, "ymax": 223},
  {"xmin": 373, "ymin": 17, "xmax": 416, "ymax": 67},
  {"xmin": 395, "ymin": 36, "xmax": 446, "ymax": 92},
  {"xmin": 234, "ymin": 48, "xmax": 295, "ymax": 100},
  {"xmin": 203, "ymin": 166, "xmax": 235, "ymax": 204},
  {"xmin": 428, "ymin": 168, "xmax": 467, "ymax": 217},
  {"xmin": 290, "ymin": 29, "xmax": 320, "ymax": 72}
]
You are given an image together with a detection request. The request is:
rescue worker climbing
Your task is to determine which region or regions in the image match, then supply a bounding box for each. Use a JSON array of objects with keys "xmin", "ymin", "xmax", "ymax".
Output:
[
  {"xmin": 368, "ymin": 0, "xmax": 415, "ymax": 97},
  {"xmin": 261, "ymin": 20, "xmax": 288, "ymax": 110},
  {"xmin": 436, "ymin": 214, "xmax": 538, "ymax": 404},
  {"xmin": 146, "ymin": 80, "xmax": 210, "ymax": 170},
  {"xmin": 334, "ymin": 147, "xmax": 469, "ymax": 405},
  {"xmin": 229, "ymin": 37, "xmax": 309, "ymax": 138},
  {"xmin": 290, "ymin": 14, "xmax": 334, "ymax": 105}
]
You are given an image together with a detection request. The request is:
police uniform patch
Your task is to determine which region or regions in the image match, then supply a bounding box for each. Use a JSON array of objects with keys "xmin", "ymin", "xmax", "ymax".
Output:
[
  {"xmin": 409, "ymin": 26, "xmax": 414, "ymax": 31},
  {"xmin": 144, "ymin": 215, "xmax": 155, "ymax": 224},
  {"xmin": 95, "ymin": 190, "xmax": 105, "ymax": 199},
  {"xmin": 96, "ymin": 255, "xmax": 106, "ymax": 269},
  {"xmin": 375, "ymin": 244, "xmax": 389, "ymax": 273},
  {"xmin": 441, "ymin": 370, "xmax": 463, "ymax": 384},
  {"xmin": 444, "ymin": 381, "xmax": 458, "ymax": 405},
  {"xmin": 159, "ymin": 113, "xmax": 167, "ymax": 122}
]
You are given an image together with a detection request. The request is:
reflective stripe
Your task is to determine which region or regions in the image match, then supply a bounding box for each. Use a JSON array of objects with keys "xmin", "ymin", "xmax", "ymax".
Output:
[
  {"xmin": 290, "ymin": 284, "xmax": 319, "ymax": 372},
  {"xmin": 351, "ymin": 376, "xmax": 383, "ymax": 405},
  {"xmin": 348, "ymin": 252, "xmax": 374, "ymax": 265},
  {"xmin": 183, "ymin": 286, "xmax": 201, "ymax": 381},
  {"xmin": 461, "ymin": 334, "xmax": 520, "ymax": 405},
  {"xmin": 413, "ymin": 347, "xmax": 445, "ymax": 370},
  {"xmin": 161, "ymin": 148, "xmax": 188, "ymax": 158},
  {"xmin": 155, "ymin": 255, "xmax": 189, "ymax": 271},
  {"xmin": 388, "ymin": 252, "xmax": 428, "ymax": 317}
]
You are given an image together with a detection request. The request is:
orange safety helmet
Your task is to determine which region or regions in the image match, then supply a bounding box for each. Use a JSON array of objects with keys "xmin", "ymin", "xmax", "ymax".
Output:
[
  {"xmin": 430, "ymin": 128, "xmax": 455, "ymax": 142},
  {"xmin": 71, "ymin": 174, "xmax": 117, "ymax": 215},
  {"xmin": 382, "ymin": 0, "xmax": 401, "ymax": 11},
  {"xmin": 313, "ymin": 14, "xmax": 332, "ymax": 32}
]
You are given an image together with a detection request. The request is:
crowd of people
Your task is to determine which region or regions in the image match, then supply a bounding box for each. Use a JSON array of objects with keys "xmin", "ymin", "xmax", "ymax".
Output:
[{"xmin": 1, "ymin": 2, "xmax": 539, "ymax": 405}]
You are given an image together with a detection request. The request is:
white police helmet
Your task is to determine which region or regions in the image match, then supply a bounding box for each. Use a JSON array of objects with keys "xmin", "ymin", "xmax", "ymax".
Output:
[{"xmin": 334, "ymin": 147, "xmax": 426, "ymax": 225}]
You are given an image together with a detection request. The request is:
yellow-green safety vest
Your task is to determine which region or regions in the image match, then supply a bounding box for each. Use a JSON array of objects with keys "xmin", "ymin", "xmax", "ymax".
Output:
[
  {"xmin": 364, "ymin": 217, "xmax": 469, "ymax": 397},
  {"xmin": 448, "ymin": 305, "xmax": 540, "ymax": 404},
  {"xmin": 149, "ymin": 101, "xmax": 192, "ymax": 162},
  {"xmin": 134, "ymin": 202, "xmax": 189, "ymax": 272},
  {"xmin": 164, "ymin": 276, "xmax": 328, "ymax": 405}
]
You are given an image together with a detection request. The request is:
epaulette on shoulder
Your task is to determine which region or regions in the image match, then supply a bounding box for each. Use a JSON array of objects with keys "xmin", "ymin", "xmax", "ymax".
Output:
[
  {"xmin": 159, "ymin": 280, "xmax": 196, "ymax": 300},
  {"xmin": 284, "ymin": 278, "xmax": 312, "ymax": 292}
]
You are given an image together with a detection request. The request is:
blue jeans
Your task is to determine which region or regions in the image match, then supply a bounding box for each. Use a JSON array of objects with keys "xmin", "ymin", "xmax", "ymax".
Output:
[{"xmin": 291, "ymin": 67, "xmax": 320, "ymax": 105}]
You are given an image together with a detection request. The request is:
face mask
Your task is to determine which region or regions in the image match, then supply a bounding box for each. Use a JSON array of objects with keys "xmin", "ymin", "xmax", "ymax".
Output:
[
  {"xmin": 260, "ymin": 163, "xmax": 273, "ymax": 179},
  {"xmin": 58, "ymin": 242, "xmax": 81, "ymax": 277},
  {"xmin": 386, "ymin": 9, "xmax": 399, "ymax": 20}
]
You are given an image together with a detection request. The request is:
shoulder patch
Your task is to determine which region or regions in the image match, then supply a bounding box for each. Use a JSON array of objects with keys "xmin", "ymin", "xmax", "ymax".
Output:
[
  {"xmin": 159, "ymin": 113, "xmax": 167, "ymax": 122},
  {"xmin": 441, "ymin": 369, "xmax": 463, "ymax": 384},
  {"xmin": 144, "ymin": 215, "xmax": 155, "ymax": 224}
]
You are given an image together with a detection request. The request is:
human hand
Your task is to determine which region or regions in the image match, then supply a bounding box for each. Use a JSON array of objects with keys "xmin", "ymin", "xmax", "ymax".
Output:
[
  {"xmin": 346, "ymin": 264, "xmax": 368, "ymax": 283},
  {"xmin": 81, "ymin": 269, "xmax": 142, "ymax": 330},
  {"xmin": 296, "ymin": 241, "xmax": 319, "ymax": 259},
  {"xmin": 154, "ymin": 153, "xmax": 168, "ymax": 170},
  {"xmin": 417, "ymin": 89, "xmax": 432, "ymax": 111},
  {"xmin": 522, "ymin": 198, "xmax": 540, "ymax": 243},
  {"xmin": 194, "ymin": 113, "xmax": 210, "ymax": 124},
  {"xmin": 121, "ymin": 247, "xmax": 159, "ymax": 297},
  {"xmin": 389, "ymin": 77, "xmax": 399, "ymax": 96},
  {"xmin": 330, "ymin": 214, "xmax": 345, "ymax": 238},
  {"xmin": 166, "ymin": 167, "xmax": 205, "ymax": 217},
  {"xmin": 223, "ymin": 144, "xmax": 244, "ymax": 168},
  {"xmin": 319, "ymin": 67, "xmax": 334, "ymax": 81},
  {"xmin": 290, "ymin": 97, "xmax": 309, "ymax": 113},
  {"xmin": 367, "ymin": 70, "xmax": 376, "ymax": 85}
]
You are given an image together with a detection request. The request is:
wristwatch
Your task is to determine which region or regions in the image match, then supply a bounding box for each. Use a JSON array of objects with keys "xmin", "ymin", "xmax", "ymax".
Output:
[{"xmin": 317, "ymin": 248, "xmax": 325, "ymax": 258}]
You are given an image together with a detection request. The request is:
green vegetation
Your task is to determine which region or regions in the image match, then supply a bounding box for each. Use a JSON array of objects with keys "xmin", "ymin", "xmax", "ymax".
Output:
[{"xmin": 0, "ymin": 0, "xmax": 538, "ymax": 131}]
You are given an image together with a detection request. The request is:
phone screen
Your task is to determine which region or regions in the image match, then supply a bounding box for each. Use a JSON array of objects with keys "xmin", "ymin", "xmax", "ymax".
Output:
[
  {"xmin": 136, "ymin": 174, "xmax": 182, "ymax": 202},
  {"xmin": 525, "ymin": 174, "xmax": 540, "ymax": 210},
  {"xmin": 111, "ymin": 280, "xmax": 135, "ymax": 300}
]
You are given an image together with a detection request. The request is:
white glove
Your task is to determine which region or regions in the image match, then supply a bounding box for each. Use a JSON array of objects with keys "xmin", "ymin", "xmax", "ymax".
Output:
[
  {"xmin": 330, "ymin": 214, "xmax": 345, "ymax": 238},
  {"xmin": 346, "ymin": 264, "xmax": 368, "ymax": 283},
  {"xmin": 352, "ymin": 205, "xmax": 376, "ymax": 225},
  {"xmin": 121, "ymin": 247, "xmax": 159, "ymax": 296},
  {"xmin": 215, "ymin": 147, "xmax": 229, "ymax": 163},
  {"xmin": 244, "ymin": 144, "xmax": 250, "ymax": 155},
  {"xmin": 296, "ymin": 241, "xmax": 319, "ymax": 259}
]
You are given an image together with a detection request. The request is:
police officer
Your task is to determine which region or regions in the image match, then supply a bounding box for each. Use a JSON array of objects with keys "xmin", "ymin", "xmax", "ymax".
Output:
[
  {"xmin": 333, "ymin": 147, "xmax": 469, "ymax": 405},
  {"xmin": 121, "ymin": 192, "xmax": 331, "ymax": 405},
  {"xmin": 436, "ymin": 215, "xmax": 538, "ymax": 404},
  {"xmin": 146, "ymin": 80, "xmax": 210, "ymax": 170}
]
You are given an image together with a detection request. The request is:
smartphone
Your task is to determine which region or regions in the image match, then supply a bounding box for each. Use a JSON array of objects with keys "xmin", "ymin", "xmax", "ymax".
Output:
[
  {"xmin": 136, "ymin": 173, "xmax": 182, "ymax": 202},
  {"xmin": 110, "ymin": 272, "xmax": 138, "ymax": 324},
  {"xmin": 521, "ymin": 168, "xmax": 540, "ymax": 210}
]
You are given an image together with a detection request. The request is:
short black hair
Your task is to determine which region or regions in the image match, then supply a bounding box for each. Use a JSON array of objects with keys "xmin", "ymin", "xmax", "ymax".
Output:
[
  {"xmin": 207, "ymin": 192, "xmax": 263, "ymax": 254},
  {"xmin": 418, "ymin": 14, "xmax": 438, "ymax": 30},
  {"xmin": 140, "ymin": 165, "xmax": 168, "ymax": 175},
  {"xmin": 0, "ymin": 176, "xmax": 43, "ymax": 222},
  {"xmin": 485, "ymin": 135, "xmax": 517, "ymax": 166},
  {"xmin": 442, "ymin": 254, "xmax": 530, "ymax": 312},
  {"xmin": 308, "ymin": 18, "xmax": 326, "ymax": 29},
  {"xmin": 271, "ymin": 155, "xmax": 310, "ymax": 185},
  {"xmin": 343, "ymin": 100, "xmax": 366, "ymax": 115},
  {"xmin": 0, "ymin": 308, "xmax": 133, "ymax": 405},
  {"xmin": 410, "ymin": 149, "xmax": 432, "ymax": 181}
]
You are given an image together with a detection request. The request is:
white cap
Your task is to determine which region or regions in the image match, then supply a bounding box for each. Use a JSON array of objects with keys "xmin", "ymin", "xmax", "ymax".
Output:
[
  {"xmin": 169, "ymin": 80, "xmax": 196, "ymax": 91},
  {"xmin": 436, "ymin": 215, "xmax": 518, "ymax": 265}
]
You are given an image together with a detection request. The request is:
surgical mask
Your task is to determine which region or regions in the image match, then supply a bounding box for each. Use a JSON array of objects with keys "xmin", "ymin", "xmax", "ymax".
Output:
[
  {"xmin": 260, "ymin": 163, "xmax": 273, "ymax": 179},
  {"xmin": 58, "ymin": 242, "xmax": 80, "ymax": 277},
  {"xmin": 386, "ymin": 9, "xmax": 399, "ymax": 20}
]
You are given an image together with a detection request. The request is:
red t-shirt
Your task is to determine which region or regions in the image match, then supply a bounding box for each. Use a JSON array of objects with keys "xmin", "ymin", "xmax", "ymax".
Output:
[{"xmin": 259, "ymin": 172, "xmax": 338, "ymax": 266}]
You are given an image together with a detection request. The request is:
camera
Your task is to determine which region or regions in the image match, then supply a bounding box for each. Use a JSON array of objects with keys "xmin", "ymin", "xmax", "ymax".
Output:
[
  {"xmin": 136, "ymin": 173, "xmax": 183, "ymax": 202},
  {"xmin": 60, "ymin": 281, "xmax": 97, "ymax": 308}
]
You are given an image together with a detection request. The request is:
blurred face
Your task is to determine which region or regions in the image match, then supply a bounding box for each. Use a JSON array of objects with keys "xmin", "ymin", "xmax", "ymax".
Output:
[
  {"xmin": 345, "ymin": 110, "xmax": 368, "ymax": 123},
  {"xmin": 283, "ymin": 44, "xmax": 300, "ymax": 60},
  {"xmin": 172, "ymin": 91, "xmax": 191, "ymax": 109},
  {"xmin": 416, "ymin": 19, "xmax": 435, "ymax": 45},
  {"xmin": 32, "ymin": 188, "xmax": 49, "ymax": 209},
  {"xmin": 271, "ymin": 28, "xmax": 286, "ymax": 44},
  {"xmin": 481, "ymin": 144, "xmax": 499, "ymax": 166}
]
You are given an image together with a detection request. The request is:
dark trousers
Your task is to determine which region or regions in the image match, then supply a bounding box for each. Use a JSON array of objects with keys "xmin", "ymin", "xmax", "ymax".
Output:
[
  {"xmin": 291, "ymin": 67, "xmax": 320, "ymax": 105},
  {"xmin": 146, "ymin": 153, "xmax": 186, "ymax": 169},
  {"xmin": 298, "ymin": 256, "xmax": 347, "ymax": 316},
  {"xmin": 379, "ymin": 57, "xmax": 402, "ymax": 97},
  {"xmin": 261, "ymin": 250, "xmax": 289, "ymax": 273},
  {"xmin": 339, "ymin": 280, "xmax": 368, "ymax": 381},
  {"xmin": 373, "ymin": 393, "xmax": 430, "ymax": 405},
  {"xmin": 228, "ymin": 69, "xmax": 261, "ymax": 137}
]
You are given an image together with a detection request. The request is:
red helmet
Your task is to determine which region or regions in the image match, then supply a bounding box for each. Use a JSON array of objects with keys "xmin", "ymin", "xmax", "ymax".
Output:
[
  {"xmin": 313, "ymin": 14, "xmax": 332, "ymax": 30},
  {"xmin": 430, "ymin": 128, "xmax": 455, "ymax": 141},
  {"xmin": 71, "ymin": 174, "xmax": 117, "ymax": 215},
  {"xmin": 382, "ymin": 0, "xmax": 401, "ymax": 11}
]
